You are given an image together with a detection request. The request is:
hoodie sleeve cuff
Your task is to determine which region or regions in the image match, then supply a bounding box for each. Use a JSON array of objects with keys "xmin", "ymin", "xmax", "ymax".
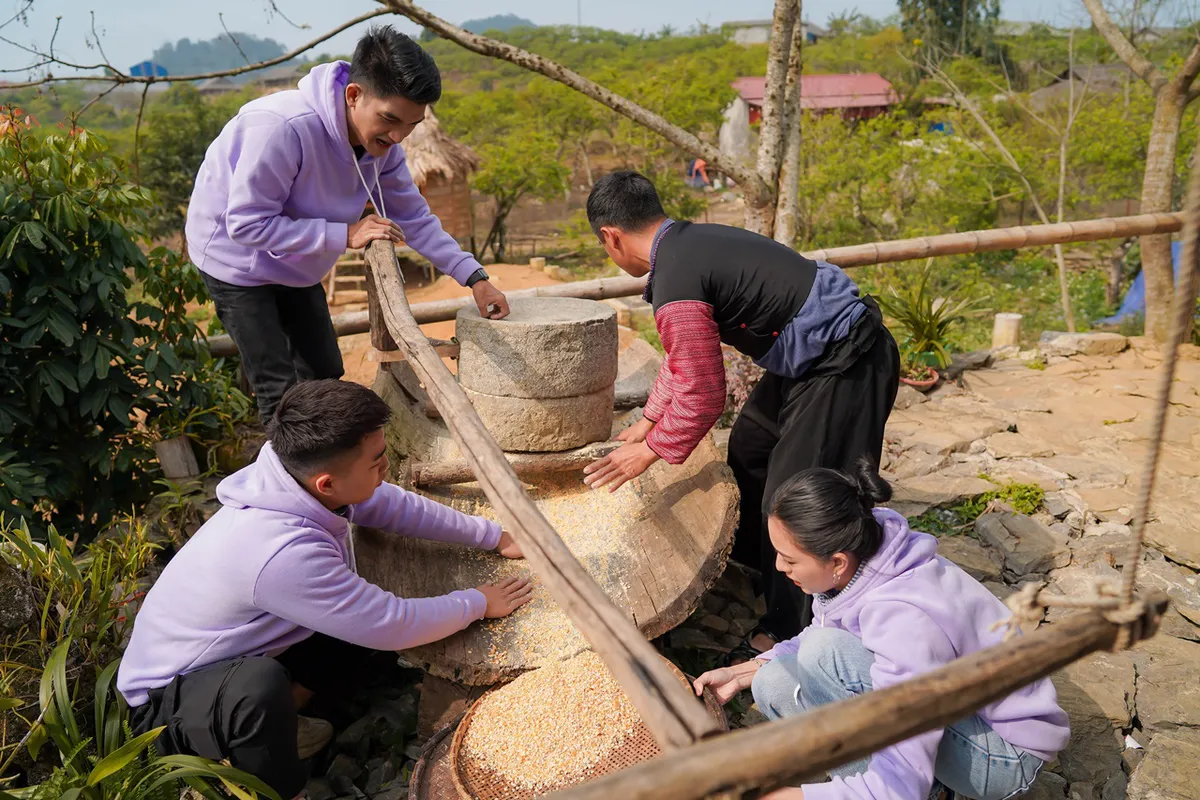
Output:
[
  {"xmin": 480, "ymin": 520, "xmax": 503, "ymax": 551},
  {"xmin": 463, "ymin": 587, "xmax": 488, "ymax": 620},
  {"xmin": 325, "ymin": 221, "xmax": 348, "ymax": 254}
]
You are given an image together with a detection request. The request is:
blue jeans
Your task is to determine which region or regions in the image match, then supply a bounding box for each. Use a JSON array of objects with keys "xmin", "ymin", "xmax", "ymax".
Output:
[{"xmin": 751, "ymin": 628, "xmax": 1044, "ymax": 800}]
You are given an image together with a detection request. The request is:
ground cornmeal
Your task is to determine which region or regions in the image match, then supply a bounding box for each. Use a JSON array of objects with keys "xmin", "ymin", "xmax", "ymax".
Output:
[{"xmin": 458, "ymin": 650, "xmax": 640, "ymax": 793}]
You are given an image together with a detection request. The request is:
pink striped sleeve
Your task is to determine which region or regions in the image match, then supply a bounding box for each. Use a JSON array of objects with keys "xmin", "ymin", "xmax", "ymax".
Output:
[{"xmin": 645, "ymin": 302, "xmax": 726, "ymax": 465}]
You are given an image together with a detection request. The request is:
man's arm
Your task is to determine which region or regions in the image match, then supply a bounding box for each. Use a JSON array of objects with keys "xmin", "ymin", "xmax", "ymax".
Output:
[
  {"xmin": 348, "ymin": 483, "xmax": 501, "ymax": 551},
  {"xmin": 224, "ymin": 113, "xmax": 348, "ymax": 256},
  {"xmin": 642, "ymin": 355, "xmax": 676, "ymax": 425},
  {"xmin": 643, "ymin": 301, "xmax": 727, "ymax": 465},
  {"xmin": 254, "ymin": 536, "xmax": 486, "ymax": 651},
  {"xmin": 377, "ymin": 153, "xmax": 480, "ymax": 285}
]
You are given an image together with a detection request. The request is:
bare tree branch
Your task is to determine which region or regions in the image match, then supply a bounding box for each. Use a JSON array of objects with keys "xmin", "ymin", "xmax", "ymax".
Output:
[
  {"xmin": 1167, "ymin": 37, "xmax": 1200, "ymax": 94},
  {"xmin": 1082, "ymin": 0, "xmax": 1165, "ymax": 91},
  {"xmin": 133, "ymin": 82, "xmax": 151, "ymax": 185},
  {"xmin": 375, "ymin": 0, "xmax": 772, "ymax": 207},
  {"xmin": 3, "ymin": 8, "xmax": 389, "ymax": 89},
  {"xmin": 0, "ymin": 0, "xmax": 35, "ymax": 34},
  {"xmin": 264, "ymin": 0, "xmax": 311, "ymax": 31},
  {"xmin": 220, "ymin": 13, "xmax": 253, "ymax": 66}
]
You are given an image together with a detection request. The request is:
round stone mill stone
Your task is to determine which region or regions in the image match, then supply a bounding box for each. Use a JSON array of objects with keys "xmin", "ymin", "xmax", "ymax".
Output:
[{"xmin": 456, "ymin": 298, "xmax": 619, "ymax": 452}]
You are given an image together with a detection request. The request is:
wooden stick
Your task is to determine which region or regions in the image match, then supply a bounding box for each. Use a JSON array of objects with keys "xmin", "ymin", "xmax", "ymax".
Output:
[
  {"xmin": 411, "ymin": 441, "xmax": 622, "ymax": 487},
  {"xmin": 367, "ymin": 340, "xmax": 459, "ymax": 362},
  {"xmin": 365, "ymin": 241, "xmax": 718, "ymax": 750},
  {"xmin": 365, "ymin": 262, "xmax": 399, "ymax": 352},
  {"xmin": 548, "ymin": 591, "xmax": 1169, "ymax": 800},
  {"xmin": 205, "ymin": 212, "xmax": 1185, "ymax": 357}
]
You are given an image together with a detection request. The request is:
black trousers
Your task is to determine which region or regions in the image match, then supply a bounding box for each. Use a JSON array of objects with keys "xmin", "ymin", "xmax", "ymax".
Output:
[
  {"xmin": 130, "ymin": 634, "xmax": 371, "ymax": 798},
  {"xmin": 202, "ymin": 273, "xmax": 344, "ymax": 423},
  {"xmin": 727, "ymin": 299, "xmax": 900, "ymax": 641}
]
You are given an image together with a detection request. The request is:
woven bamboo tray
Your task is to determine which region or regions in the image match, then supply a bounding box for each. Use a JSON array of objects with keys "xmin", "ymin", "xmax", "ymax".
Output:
[{"xmin": 446, "ymin": 656, "xmax": 727, "ymax": 800}]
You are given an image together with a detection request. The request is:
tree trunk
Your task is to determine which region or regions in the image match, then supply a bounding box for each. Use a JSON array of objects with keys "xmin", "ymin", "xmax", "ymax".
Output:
[
  {"xmin": 1140, "ymin": 88, "xmax": 1188, "ymax": 341},
  {"xmin": 774, "ymin": 7, "xmax": 805, "ymax": 245},
  {"xmin": 745, "ymin": 0, "xmax": 798, "ymax": 236}
]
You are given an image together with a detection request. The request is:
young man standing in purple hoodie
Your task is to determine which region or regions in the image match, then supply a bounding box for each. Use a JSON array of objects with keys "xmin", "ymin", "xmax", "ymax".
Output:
[
  {"xmin": 117, "ymin": 380, "xmax": 531, "ymax": 798},
  {"xmin": 187, "ymin": 27, "xmax": 509, "ymax": 422}
]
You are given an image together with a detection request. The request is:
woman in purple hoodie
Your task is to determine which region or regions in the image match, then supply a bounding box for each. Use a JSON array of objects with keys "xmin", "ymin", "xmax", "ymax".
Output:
[
  {"xmin": 187, "ymin": 27, "xmax": 509, "ymax": 422},
  {"xmin": 693, "ymin": 462, "xmax": 1069, "ymax": 800}
]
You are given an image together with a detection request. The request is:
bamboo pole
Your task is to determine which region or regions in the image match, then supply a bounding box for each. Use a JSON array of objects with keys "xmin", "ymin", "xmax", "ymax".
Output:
[
  {"xmin": 410, "ymin": 442, "xmax": 622, "ymax": 487},
  {"xmin": 205, "ymin": 212, "xmax": 1184, "ymax": 357},
  {"xmin": 364, "ymin": 241, "xmax": 717, "ymax": 750},
  {"xmin": 547, "ymin": 592, "xmax": 1169, "ymax": 800}
]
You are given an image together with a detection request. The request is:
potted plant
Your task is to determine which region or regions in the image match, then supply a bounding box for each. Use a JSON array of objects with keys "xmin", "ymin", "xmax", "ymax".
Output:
[
  {"xmin": 145, "ymin": 359, "xmax": 251, "ymax": 481},
  {"xmin": 877, "ymin": 259, "xmax": 983, "ymax": 391}
]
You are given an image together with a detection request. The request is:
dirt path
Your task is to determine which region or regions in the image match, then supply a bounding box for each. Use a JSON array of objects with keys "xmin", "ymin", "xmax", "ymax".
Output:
[{"xmin": 336, "ymin": 262, "xmax": 566, "ymax": 386}]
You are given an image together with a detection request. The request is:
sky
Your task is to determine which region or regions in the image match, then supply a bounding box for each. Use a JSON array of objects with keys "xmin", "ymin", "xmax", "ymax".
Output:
[{"xmin": 0, "ymin": 0, "xmax": 1132, "ymax": 80}]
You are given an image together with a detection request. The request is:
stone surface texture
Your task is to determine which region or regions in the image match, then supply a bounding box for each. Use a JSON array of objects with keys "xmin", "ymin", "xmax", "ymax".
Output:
[
  {"xmin": 975, "ymin": 511, "xmax": 1072, "ymax": 576},
  {"xmin": 456, "ymin": 297, "xmax": 618, "ymax": 399},
  {"xmin": 463, "ymin": 384, "xmax": 614, "ymax": 452}
]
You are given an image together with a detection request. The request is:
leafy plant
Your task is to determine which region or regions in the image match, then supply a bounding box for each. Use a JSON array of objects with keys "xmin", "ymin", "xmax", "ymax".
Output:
[
  {"xmin": 877, "ymin": 259, "xmax": 984, "ymax": 370},
  {"xmin": 0, "ymin": 642, "xmax": 278, "ymax": 800},
  {"xmin": 907, "ymin": 480, "xmax": 1045, "ymax": 535}
]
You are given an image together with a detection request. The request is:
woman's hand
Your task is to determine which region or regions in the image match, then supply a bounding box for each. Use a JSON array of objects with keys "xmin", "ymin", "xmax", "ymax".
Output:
[
  {"xmin": 692, "ymin": 660, "xmax": 763, "ymax": 705},
  {"xmin": 494, "ymin": 531, "xmax": 523, "ymax": 559}
]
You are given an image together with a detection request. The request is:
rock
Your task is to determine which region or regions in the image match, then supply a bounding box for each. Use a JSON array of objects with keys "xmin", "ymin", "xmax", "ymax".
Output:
[
  {"xmin": 1045, "ymin": 490, "xmax": 1087, "ymax": 520},
  {"xmin": 1040, "ymin": 332, "xmax": 1129, "ymax": 357},
  {"xmin": 1130, "ymin": 635, "xmax": 1200, "ymax": 736},
  {"xmin": 1127, "ymin": 729, "xmax": 1200, "ymax": 799},
  {"xmin": 938, "ymin": 536, "xmax": 1004, "ymax": 582},
  {"xmin": 1064, "ymin": 511, "xmax": 1086, "ymax": 533},
  {"xmin": 334, "ymin": 714, "xmax": 376, "ymax": 751},
  {"xmin": 1144, "ymin": 521, "xmax": 1200, "ymax": 570},
  {"xmin": 986, "ymin": 431, "xmax": 1056, "ymax": 459},
  {"xmin": 1071, "ymin": 532, "xmax": 1135, "ymax": 569},
  {"xmin": 327, "ymin": 754, "xmax": 363, "ymax": 782},
  {"xmin": 374, "ymin": 788, "xmax": 408, "ymax": 800},
  {"xmin": 1137, "ymin": 560, "xmax": 1200, "ymax": 628},
  {"xmin": 1051, "ymin": 651, "xmax": 1136, "ymax": 785},
  {"xmin": 1100, "ymin": 773, "xmax": 1127, "ymax": 800},
  {"xmin": 305, "ymin": 778, "xmax": 336, "ymax": 800},
  {"xmin": 614, "ymin": 337, "xmax": 660, "ymax": 408},
  {"xmin": 1046, "ymin": 564, "xmax": 1121, "ymax": 625},
  {"xmin": 946, "ymin": 349, "xmax": 994, "ymax": 378},
  {"xmin": 1077, "ymin": 487, "xmax": 1137, "ymax": 523},
  {"xmin": 698, "ymin": 614, "xmax": 730, "ymax": 634},
  {"xmin": 1024, "ymin": 771, "xmax": 1069, "ymax": 800},
  {"xmin": 1068, "ymin": 783, "xmax": 1098, "ymax": 800},
  {"xmin": 893, "ymin": 384, "xmax": 930, "ymax": 410},
  {"xmin": 456, "ymin": 298, "xmax": 618, "ymax": 399},
  {"xmin": 1042, "ymin": 456, "xmax": 1129, "ymax": 488},
  {"xmin": 976, "ymin": 512, "xmax": 1072, "ymax": 576},
  {"xmin": 1083, "ymin": 522, "xmax": 1132, "ymax": 539},
  {"xmin": 0, "ymin": 561, "xmax": 36, "ymax": 631},
  {"xmin": 892, "ymin": 475, "xmax": 995, "ymax": 507},
  {"xmin": 670, "ymin": 627, "xmax": 729, "ymax": 653},
  {"xmin": 700, "ymin": 593, "xmax": 728, "ymax": 616},
  {"xmin": 711, "ymin": 428, "xmax": 731, "ymax": 459},
  {"xmin": 365, "ymin": 760, "xmax": 397, "ymax": 795},
  {"xmin": 463, "ymin": 384, "xmax": 614, "ymax": 452},
  {"xmin": 886, "ymin": 449, "xmax": 951, "ymax": 480},
  {"xmin": 728, "ymin": 618, "xmax": 758, "ymax": 639}
]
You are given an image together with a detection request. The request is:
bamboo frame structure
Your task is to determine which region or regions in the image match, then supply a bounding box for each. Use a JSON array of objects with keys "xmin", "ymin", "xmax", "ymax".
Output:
[{"xmin": 205, "ymin": 210, "xmax": 1185, "ymax": 357}]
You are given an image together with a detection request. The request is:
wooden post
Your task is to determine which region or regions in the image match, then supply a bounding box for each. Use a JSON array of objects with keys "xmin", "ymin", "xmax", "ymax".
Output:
[
  {"xmin": 365, "ymin": 261, "xmax": 399, "ymax": 352},
  {"xmin": 992, "ymin": 313, "xmax": 1023, "ymax": 348},
  {"xmin": 547, "ymin": 592, "xmax": 1169, "ymax": 800},
  {"xmin": 364, "ymin": 241, "xmax": 717, "ymax": 751},
  {"xmin": 411, "ymin": 442, "xmax": 622, "ymax": 487},
  {"xmin": 1107, "ymin": 253, "xmax": 1125, "ymax": 308}
]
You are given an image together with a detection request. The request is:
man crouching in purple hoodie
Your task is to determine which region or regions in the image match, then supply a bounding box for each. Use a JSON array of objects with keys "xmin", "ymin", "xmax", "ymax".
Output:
[
  {"xmin": 693, "ymin": 460, "xmax": 1069, "ymax": 800},
  {"xmin": 118, "ymin": 380, "xmax": 531, "ymax": 798},
  {"xmin": 187, "ymin": 26, "xmax": 510, "ymax": 423}
]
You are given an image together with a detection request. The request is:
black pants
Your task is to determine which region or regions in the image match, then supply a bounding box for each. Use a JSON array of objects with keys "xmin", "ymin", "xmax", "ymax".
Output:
[
  {"xmin": 130, "ymin": 634, "xmax": 371, "ymax": 798},
  {"xmin": 727, "ymin": 299, "xmax": 899, "ymax": 641},
  {"xmin": 202, "ymin": 273, "xmax": 344, "ymax": 423}
]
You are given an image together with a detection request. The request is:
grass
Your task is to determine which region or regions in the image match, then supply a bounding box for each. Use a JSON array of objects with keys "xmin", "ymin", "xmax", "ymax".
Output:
[{"xmin": 907, "ymin": 481, "xmax": 1046, "ymax": 536}]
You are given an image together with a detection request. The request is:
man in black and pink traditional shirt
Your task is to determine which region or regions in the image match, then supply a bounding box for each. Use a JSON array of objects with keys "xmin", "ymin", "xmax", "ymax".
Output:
[{"xmin": 583, "ymin": 171, "xmax": 900, "ymax": 651}]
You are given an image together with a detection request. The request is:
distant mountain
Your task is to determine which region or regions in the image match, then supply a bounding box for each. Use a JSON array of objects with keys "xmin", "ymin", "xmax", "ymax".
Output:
[
  {"xmin": 461, "ymin": 14, "xmax": 536, "ymax": 34},
  {"xmin": 150, "ymin": 34, "xmax": 290, "ymax": 82}
]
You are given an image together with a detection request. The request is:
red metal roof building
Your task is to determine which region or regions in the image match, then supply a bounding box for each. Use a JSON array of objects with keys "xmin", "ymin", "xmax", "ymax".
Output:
[{"xmin": 731, "ymin": 73, "xmax": 899, "ymax": 121}]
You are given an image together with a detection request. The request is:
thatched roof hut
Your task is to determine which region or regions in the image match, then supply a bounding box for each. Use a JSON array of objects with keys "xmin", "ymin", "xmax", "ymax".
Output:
[{"xmin": 403, "ymin": 108, "xmax": 479, "ymax": 241}]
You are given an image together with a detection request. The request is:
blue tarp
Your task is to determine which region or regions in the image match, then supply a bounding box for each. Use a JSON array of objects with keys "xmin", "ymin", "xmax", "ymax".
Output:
[
  {"xmin": 128, "ymin": 61, "xmax": 168, "ymax": 78},
  {"xmin": 1095, "ymin": 241, "xmax": 1195, "ymax": 326}
]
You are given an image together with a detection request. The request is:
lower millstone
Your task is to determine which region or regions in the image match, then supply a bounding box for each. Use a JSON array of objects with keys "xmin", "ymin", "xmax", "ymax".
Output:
[{"xmin": 463, "ymin": 384, "xmax": 615, "ymax": 452}]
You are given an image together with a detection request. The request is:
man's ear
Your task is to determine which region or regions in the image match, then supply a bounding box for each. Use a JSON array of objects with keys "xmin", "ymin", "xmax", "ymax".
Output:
[
  {"xmin": 345, "ymin": 82, "xmax": 363, "ymax": 108},
  {"xmin": 600, "ymin": 226, "xmax": 621, "ymax": 254},
  {"xmin": 312, "ymin": 472, "xmax": 336, "ymax": 497}
]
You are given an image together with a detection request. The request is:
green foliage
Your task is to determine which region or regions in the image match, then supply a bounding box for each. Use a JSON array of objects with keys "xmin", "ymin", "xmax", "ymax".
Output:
[
  {"xmin": 471, "ymin": 131, "xmax": 571, "ymax": 262},
  {"xmin": 898, "ymin": 0, "xmax": 1003, "ymax": 61},
  {"xmin": 3, "ymin": 642, "xmax": 278, "ymax": 800},
  {"xmin": 907, "ymin": 481, "xmax": 1045, "ymax": 535},
  {"xmin": 0, "ymin": 110, "xmax": 247, "ymax": 538},
  {"xmin": 151, "ymin": 34, "xmax": 288, "ymax": 77},
  {"xmin": 460, "ymin": 15, "xmax": 536, "ymax": 35},
  {"xmin": 876, "ymin": 260, "xmax": 984, "ymax": 369},
  {"xmin": 138, "ymin": 85, "xmax": 254, "ymax": 242}
]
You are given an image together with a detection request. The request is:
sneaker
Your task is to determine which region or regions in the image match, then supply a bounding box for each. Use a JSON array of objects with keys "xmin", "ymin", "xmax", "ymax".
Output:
[{"xmin": 296, "ymin": 716, "xmax": 333, "ymax": 759}]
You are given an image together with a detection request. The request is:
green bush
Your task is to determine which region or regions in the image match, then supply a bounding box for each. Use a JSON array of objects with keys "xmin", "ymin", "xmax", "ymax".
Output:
[{"xmin": 0, "ymin": 109, "xmax": 247, "ymax": 539}]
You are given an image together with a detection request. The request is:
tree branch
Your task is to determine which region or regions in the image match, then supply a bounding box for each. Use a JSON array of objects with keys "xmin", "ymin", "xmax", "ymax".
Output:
[
  {"xmin": 3, "ymin": 8, "xmax": 390, "ymax": 89},
  {"xmin": 774, "ymin": 5, "xmax": 804, "ymax": 244},
  {"xmin": 1167, "ymin": 38, "xmax": 1200, "ymax": 95},
  {"xmin": 755, "ymin": 0, "xmax": 798, "ymax": 193},
  {"xmin": 375, "ymin": 0, "xmax": 772, "ymax": 207},
  {"xmin": 1081, "ymin": 0, "xmax": 1165, "ymax": 92}
]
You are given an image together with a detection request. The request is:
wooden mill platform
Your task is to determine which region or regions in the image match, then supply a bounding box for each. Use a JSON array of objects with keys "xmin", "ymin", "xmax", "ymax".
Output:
[{"xmin": 353, "ymin": 329, "xmax": 740, "ymax": 685}]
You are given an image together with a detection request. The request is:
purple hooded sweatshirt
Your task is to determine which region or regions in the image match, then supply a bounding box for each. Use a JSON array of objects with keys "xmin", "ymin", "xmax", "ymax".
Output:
[
  {"xmin": 760, "ymin": 509, "xmax": 1069, "ymax": 800},
  {"xmin": 117, "ymin": 442, "xmax": 500, "ymax": 707},
  {"xmin": 184, "ymin": 61, "xmax": 480, "ymax": 288}
]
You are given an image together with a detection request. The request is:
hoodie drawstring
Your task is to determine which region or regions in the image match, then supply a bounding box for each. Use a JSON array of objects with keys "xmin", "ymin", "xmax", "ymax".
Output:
[{"xmin": 352, "ymin": 155, "xmax": 402, "ymax": 283}]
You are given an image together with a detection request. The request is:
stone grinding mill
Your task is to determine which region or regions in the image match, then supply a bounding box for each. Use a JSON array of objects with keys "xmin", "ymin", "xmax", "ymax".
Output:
[{"xmin": 352, "ymin": 294, "xmax": 740, "ymax": 797}]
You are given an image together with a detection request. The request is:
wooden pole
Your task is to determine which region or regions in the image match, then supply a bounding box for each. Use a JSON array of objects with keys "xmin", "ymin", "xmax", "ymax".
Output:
[
  {"xmin": 365, "ymin": 262, "xmax": 399, "ymax": 352},
  {"xmin": 547, "ymin": 592, "xmax": 1169, "ymax": 800},
  {"xmin": 411, "ymin": 442, "xmax": 622, "ymax": 487},
  {"xmin": 364, "ymin": 241, "xmax": 718, "ymax": 750},
  {"xmin": 205, "ymin": 212, "xmax": 1185, "ymax": 357}
]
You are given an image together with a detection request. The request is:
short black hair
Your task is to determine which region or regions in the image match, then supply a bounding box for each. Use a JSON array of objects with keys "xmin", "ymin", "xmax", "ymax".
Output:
[
  {"xmin": 349, "ymin": 25, "xmax": 442, "ymax": 105},
  {"xmin": 586, "ymin": 171, "xmax": 667, "ymax": 238},
  {"xmin": 267, "ymin": 380, "xmax": 392, "ymax": 477}
]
